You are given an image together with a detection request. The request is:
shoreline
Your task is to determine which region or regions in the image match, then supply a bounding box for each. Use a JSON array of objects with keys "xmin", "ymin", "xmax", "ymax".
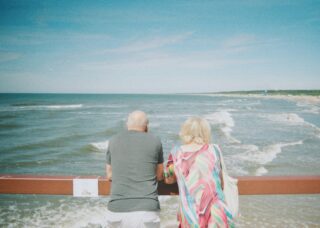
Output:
[{"xmin": 194, "ymin": 93, "xmax": 320, "ymax": 105}]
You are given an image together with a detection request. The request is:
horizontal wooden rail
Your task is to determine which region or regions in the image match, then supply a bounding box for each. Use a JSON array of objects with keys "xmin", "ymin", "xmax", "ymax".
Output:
[{"xmin": 0, "ymin": 175, "xmax": 319, "ymax": 196}]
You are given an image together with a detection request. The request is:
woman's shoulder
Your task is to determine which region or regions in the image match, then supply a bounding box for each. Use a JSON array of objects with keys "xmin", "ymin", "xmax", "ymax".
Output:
[
  {"xmin": 181, "ymin": 143, "xmax": 201, "ymax": 151},
  {"xmin": 170, "ymin": 143, "xmax": 220, "ymax": 154}
]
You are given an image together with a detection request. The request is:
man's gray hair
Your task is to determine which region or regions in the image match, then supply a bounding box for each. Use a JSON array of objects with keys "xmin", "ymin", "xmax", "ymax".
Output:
[{"xmin": 127, "ymin": 110, "xmax": 149, "ymax": 129}]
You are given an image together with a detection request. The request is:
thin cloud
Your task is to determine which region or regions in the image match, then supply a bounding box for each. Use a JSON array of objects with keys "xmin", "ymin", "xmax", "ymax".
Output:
[
  {"xmin": 83, "ymin": 33, "xmax": 267, "ymax": 71},
  {"xmin": 0, "ymin": 29, "xmax": 111, "ymax": 46},
  {"xmin": 100, "ymin": 32, "xmax": 193, "ymax": 54},
  {"xmin": 222, "ymin": 34, "xmax": 280, "ymax": 53},
  {"xmin": 82, "ymin": 49, "xmax": 264, "ymax": 72},
  {"xmin": 223, "ymin": 34, "xmax": 256, "ymax": 48},
  {"xmin": 0, "ymin": 52, "xmax": 21, "ymax": 63}
]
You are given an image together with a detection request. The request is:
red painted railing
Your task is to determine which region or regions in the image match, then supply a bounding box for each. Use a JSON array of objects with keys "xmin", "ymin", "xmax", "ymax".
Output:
[{"xmin": 1, "ymin": 175, "xmax": 320, "ymax": 196}]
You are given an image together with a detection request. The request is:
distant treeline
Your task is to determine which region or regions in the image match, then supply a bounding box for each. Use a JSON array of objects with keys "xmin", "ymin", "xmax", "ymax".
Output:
[{"xmin": 213, "ymin": 90, "xmax": 320, "ymax": 96}]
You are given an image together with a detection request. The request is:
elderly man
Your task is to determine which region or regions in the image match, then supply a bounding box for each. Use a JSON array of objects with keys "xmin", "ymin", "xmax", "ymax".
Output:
[{"xmin": 105, "ymin": 110, "xmax": 164, "ymax": 228}]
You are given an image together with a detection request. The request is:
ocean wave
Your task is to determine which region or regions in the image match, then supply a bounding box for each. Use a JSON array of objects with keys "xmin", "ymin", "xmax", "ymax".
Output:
[
  {"xmin": 34, "ymin": 104, "xmax": 83, "ymax": 109},
  {"xmin": 219, "ymin": 98, "xmax": 248, "ymax": 104},
  {"xmin": 0, "ymin": 123, "xmax": 24, "ymax": 130},
  {"xmin": 234, "ymin": 140, "xmax": 303, "ymax": 166},
  {"xmin": 260, "ymin": 113, "xmax": 305, "ymax": 125},
  {"xmin": 89, "ymin": 140, "xmax": 109, "ymax": 152},
  {"xmin": 12, "ymin": 103, "xmax": 41, "ymax": 106},
  {"xmin": 303, "ymin": 107, "xmax": 320, "ymax": 114},
  {"xmin": 226, "ymin": 158, "xmax": 249, "ymax": 176},
  {"xmin": 205, "ymin": 111, "xmax": 234, "ymax": 132},
  {"xmin": 2, "ymin": 193, "xmax": 318, "ymax": 227},
  {"xmin": 45, "ymin": 104, "xmax": 83, "ymax": 109},
  {"xmin": 1, "ymin": 198, "xmax": 111, "ymax": 228},
  {"xmin": 260, "ymin": 113, "xmax": 320, "ymax": 138},
  {"xmin": 204, "ymin": 111, "xmax": 241, "ymax": 143},
  {"xmin": 151, "ymin": 114, "xmax": 192, "ymax": 119},
  {"xmin": 298, "ymin": 103, "xmax": 320, "ymax": 114},
  {"xmin": 5, "ymin": 104, "xmax": 83, "ymax": 111},
  {"xmin": 1, "ymin": 196, "xmax": 179, "ymax": 228},
  {"xmin": 86, "ymin": 104, "xmax": 128, "ymax": 108},
  {"xmin": 296, "ymin": 102, "xmax": 320, "ymax": 114},
  {"xmin": 216, "ymin": 108, "xmax": 238, "ymax": 112},
  {"xmin": 255, "ymin": 166, "xmax": 268, "ymax": 176},
  {"xmin": 7, "ymin": 133, "xmax": 88, "ymax": 152}
]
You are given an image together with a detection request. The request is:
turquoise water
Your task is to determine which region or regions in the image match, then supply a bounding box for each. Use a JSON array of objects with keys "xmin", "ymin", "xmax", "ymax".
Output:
[{"xmin": 0, "ymin": 93, "xmax": 320, "ymax": 227}]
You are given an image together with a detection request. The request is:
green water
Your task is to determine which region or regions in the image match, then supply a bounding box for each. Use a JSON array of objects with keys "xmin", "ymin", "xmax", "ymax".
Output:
[{"xmin": 0, "ymin": 93, "xmax": 319, "ymax": 227}]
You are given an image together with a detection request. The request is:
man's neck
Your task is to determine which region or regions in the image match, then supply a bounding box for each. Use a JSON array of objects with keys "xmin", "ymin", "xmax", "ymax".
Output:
[{"xmin": 127, "ymin": 127, "xmax": 146, "ymax": 132}]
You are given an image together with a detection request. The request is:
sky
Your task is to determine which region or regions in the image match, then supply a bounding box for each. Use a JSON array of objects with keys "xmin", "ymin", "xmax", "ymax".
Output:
[{"xmin": 0, "ymin": 0, "xmax": 319, "ymax": 93}]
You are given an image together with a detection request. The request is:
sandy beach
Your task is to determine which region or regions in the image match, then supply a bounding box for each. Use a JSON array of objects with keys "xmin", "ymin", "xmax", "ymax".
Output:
[{"xmin": 196, "ymin": 93, "xmax": 320, "ymax": 105}]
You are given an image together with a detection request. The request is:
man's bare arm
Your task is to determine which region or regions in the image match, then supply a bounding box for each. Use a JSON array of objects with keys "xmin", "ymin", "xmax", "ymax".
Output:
[
  {"xmin": 156, "ymin": 163, "xmax": 164, "ymax": 181},
  {"xmin": 106, "ymin": 164, "xmax": 112, "ymax": 181}
]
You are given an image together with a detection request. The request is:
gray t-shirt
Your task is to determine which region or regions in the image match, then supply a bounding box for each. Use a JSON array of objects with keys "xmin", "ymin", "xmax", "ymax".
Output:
[{"xmin": 106, "ymin": 130, "xmax": 164, "ymax": 212}]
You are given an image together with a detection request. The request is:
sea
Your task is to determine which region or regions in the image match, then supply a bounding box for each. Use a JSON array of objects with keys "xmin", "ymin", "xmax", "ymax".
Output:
[{"xmin": 0, "ymin": 93, "xmax": 319, "ymax": 227}]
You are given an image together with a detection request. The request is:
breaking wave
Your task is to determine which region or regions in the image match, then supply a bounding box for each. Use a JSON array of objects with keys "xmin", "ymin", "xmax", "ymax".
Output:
[
  {"xmin": 259, "ymin": 113, "xmax": 305, "ymax": 125},
  {"xmin": 89, "ymin": 140, "xmax": 109, "ymax": 152},
  {"xmin": 233, "ymin": 140, "xmax": 303, "ymax": 175},
  {"xmin": 4, "ymin": 104, "xmax": 84, "ymax": 111},
  {"xmin": 204, "ymin": 111, "xmax": 241, "ymax": 143}
]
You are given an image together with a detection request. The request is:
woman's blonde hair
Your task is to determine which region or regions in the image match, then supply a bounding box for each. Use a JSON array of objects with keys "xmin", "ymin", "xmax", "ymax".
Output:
[{"xmin": 179, "ymin": 117, "xmax": 212, "ymax": 144}]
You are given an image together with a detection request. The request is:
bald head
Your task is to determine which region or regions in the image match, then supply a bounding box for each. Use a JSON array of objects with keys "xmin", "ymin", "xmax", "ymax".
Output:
[{"xmin": 127, "ymin": 110, "xmax": 149, "ymax": 132}]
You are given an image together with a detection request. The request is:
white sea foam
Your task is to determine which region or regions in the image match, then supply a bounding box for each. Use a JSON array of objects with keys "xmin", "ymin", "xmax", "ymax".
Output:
[
  {"xmin": 296, "ymin": 102, "xmax": 320, "ymax": 114},
  {"xmin": 255, "ymin": 166, "xmax": 268, "ymax": 176},
  {"xmin": 299, "ymin": 104, "xmax": 320, "ymax": 114},
  {"xmin": 217, "ymin": 108, "xmax": 238, "ymax": 112},
  {"xmin": 1, "ymin": 104, "xmax": 84, "ymax": 112},
  {"xmin": 296, "ymin": 102, "xmax": 309, "ymax": 107},
  {"xmin": 260, "ymin": 112, "xmax": 320, "ymax": 138},
  {"xmin": 159, "ymin": 195, "xmax": 172, "ymax": 203},
  {"xmin": 2, "ymin": 195, "xmax": 179, "ymax": 228},
  {"xmin": 204, "ymin": 111, "xmax": 241, "ymax": 143},
  {"xmin": 153, "ymin": 114, "xmax": 192, "ymax": 119},
  {"xmin": 227, "ymin": 159, "xmax": 249, "ymax": 176},
  {"xmin": 160, "ymin": 220, "xmax": 179, "ymax": 228},
  {"xmin": 43, "ymin": 104, "xmax": 83, "ymax": 109},
  {"xmin": 220, "ymin": 98, "xmax": 248, "ymax": 104},
  {"xmin": 260, "ymin": 113, "xmax": 305, "ymax": 125},
  {"xmin": 205, "ymin": 111, "xmax": 234, "ymax": 133},
  {"xmin": 90, "ymin": 140, "xmax": 109, "ymax": 152},
  {"xmin": 14, "ymin": 104, "xmax": 83, "ymax": 110},
  {"xmin": 304, "ymin": 107, "xmax": 320, "ymax": 114},
  {"xmin": 235, "ymin": 140, "xmax": 303, "ymax": 166},
  {"xmin": 87, "ymin": 104, "xmax": 128, "ymax": 108},
  {"xmin": 6, "ymin": 199, "xmax": 111, "ymax": 228}
]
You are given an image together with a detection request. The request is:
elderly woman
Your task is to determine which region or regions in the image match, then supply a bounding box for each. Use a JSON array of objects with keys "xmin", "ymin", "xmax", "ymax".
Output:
[{"xmin": 165, "ymin": 117, "xmax": 234, "ymax": 227}]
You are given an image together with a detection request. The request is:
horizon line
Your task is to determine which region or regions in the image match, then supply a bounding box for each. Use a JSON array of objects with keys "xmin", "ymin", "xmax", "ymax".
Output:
[{"xmin": 0, "ymin": 89, "xmax": 319, "ymax": 95}]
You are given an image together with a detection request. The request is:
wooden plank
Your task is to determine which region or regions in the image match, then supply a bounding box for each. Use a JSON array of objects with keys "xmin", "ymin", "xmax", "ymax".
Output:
[
  {"xmin": 237, "ymin": 176, "xmax": 320, "ymax": 195},
  {"xmin": 0, "ymin": 175, "xmax": 74, "ymax": 195},
  {"xmin": 0, "ymin": 175, "xmax": 320, "ymax": 195}
]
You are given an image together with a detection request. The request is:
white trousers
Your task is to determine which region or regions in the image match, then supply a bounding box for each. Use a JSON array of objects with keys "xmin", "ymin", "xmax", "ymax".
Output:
[{"xmin": 106, "ymin": 210, "xmax": 160, "ymax": 228}]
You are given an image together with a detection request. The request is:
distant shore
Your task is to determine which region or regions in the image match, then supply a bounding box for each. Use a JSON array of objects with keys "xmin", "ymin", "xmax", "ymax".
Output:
[{"xmin": 197, "ymin": 90, "xmax": 320, "ymax": 105}]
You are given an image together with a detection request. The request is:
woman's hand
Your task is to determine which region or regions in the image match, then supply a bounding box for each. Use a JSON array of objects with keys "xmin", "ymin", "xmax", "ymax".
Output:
[
  {"xmin": 164, "ymin": 164, "xmax": 177, "ymax": 184},
  {"xmin": 164, "ymin": 175, "xmax": 176, "ymax": 184}
]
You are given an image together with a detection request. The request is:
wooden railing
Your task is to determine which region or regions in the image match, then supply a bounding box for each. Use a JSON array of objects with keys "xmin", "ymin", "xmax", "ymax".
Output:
[{"xmin": 1, "ymin": 175, "xmax": 320, "ymax": 196}]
